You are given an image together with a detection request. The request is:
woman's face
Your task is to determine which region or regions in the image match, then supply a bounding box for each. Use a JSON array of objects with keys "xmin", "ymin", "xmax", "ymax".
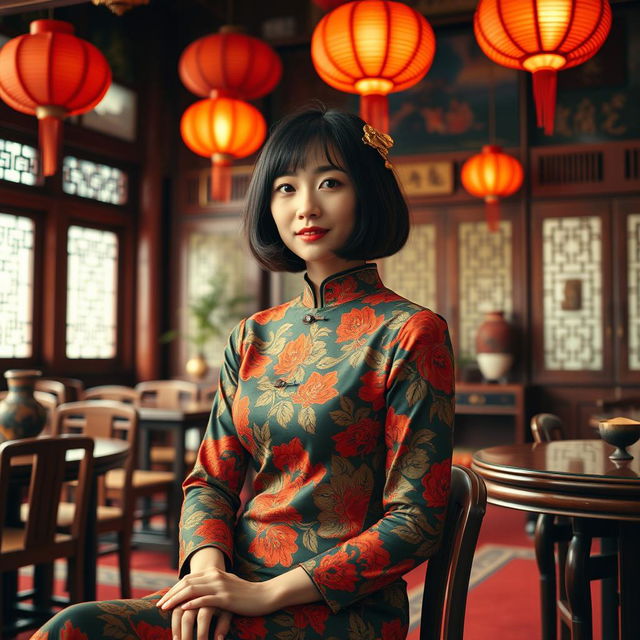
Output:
[{"xmin": 270, "ymin": 143, "xmax": 362, "ymax": 280}]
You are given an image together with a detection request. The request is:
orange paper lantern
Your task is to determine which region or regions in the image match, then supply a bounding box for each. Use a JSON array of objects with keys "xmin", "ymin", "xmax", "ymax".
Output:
[
  {"xmin": 179, "ymin": 27, "xmax": 282, "ymax": 100},
  {"xmin": 180, "ymin": 97, "xmax": 266, "ymax": 202},
  {"xmin": 0, "ymin": 19, "xmax": 111, "ymax": 176},
  {"xmin": 311, "ymin": 0, "xmax": 435, "ymax": 133},
  {"xmin": 461, "ymin": 145, "xmax": 523, "ymax": 232},
  {"xmin": 474, "ymin": 0, "xmax": 611, "ymax": 135}
]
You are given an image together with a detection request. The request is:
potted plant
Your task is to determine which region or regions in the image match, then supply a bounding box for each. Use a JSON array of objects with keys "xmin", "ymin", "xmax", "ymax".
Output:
[{"xmin": 161, "ymin": 272, "xmax": 251, "ymax": 380}]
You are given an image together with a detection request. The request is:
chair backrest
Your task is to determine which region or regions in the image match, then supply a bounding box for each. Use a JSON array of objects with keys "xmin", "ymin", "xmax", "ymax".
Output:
[
  {"xmin": 420, "ymin": 465, "xmax": 487, "ymax": 640},
  {"xmin": 34, "ymin": 379, "xmax": 66, "ymax": 405},
  {"xmin": 0, "ymin": 435, "xmax": 94, "ymax": 562},
  {"xmin": 54, "ymin": 400, "xmax": 138, "ymax": 514},
  {"xmin": 135, "ymin": 380, "xmax": 199, "ymax": 407},
  {"xmin": 84, "ymin": 385, "xmax": 139, "ymax": 404},
  {"xmin": 530, "ymin": 413, "xmax": 565, "ymax": 443}
]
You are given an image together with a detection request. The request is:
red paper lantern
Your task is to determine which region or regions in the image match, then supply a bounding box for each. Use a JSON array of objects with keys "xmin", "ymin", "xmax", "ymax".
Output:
[
  {"xmin": 461, "ymin": 145, "xmax": 523, "ymax": 232},
  {"xmin": 474, "ymin": 0, "xmax": 611, "ymax": 135},
  {"xmin": 178, "ymin": 27, "xmax": 282, "ymax": 100},
  {"xmin": 180, "ymin": 97, "xmax": 266, "ymax": 202},
  {"xmin": 0, "ymin": 20, "xmax": 111, "ymax": 176},
  {"xmin": 311, "ymin": 0, "xmax": 435, "ymax": 133},
  {"xmin": 313, "ymin": 0, "xmax": 351, "ymax": 11}
]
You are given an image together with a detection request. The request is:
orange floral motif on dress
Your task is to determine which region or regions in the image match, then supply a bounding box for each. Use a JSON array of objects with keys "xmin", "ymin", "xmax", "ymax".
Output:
[
  {"xmin": 333, "ymin": 418, "xmax": 381, "ymax": 457},
  {"xmin": 422, "ymin": 458, "xmax": 452, "ymax": 509},
  {"xmin": 425, "ymin": 343, "xmax": 455, "ymax": 394},
  {"xmin": 349, "ymin": 529, "xmax": 391, "ymax": 571},
  {"xmin": 273, "ymin": 437, "xmax": 311, "ymax": 474},
  {"xmin": 324, "ymin": 275, "xmax": 360, "ymax": 305},
  {"xmin": 381, "ymin": 618, "xmax": 409, "ymax": 640},
  {"xmin": 292, "ymin": 604, "xmax": 331, "ymax": 634},
  {"xmin": 315, "ymin": 550, "xmax": 358, "ymax": 591},
  {"xmin": 234, "ymin": 615, "xmax": 268, "ymax": 639},
  {"xmin": 274, "ymin": 333, "xmax": 313, "ymax": 375},
  {"xmin": 194, "ymin": 517, "xmax": 233, "ymax": 550},
  {"xmin": 252, "ymin": 303, "xmax": 288, "ymax": 325},
  {"xmin": 239, "ymin": 345, "xmax": 271, "ymax": 381},
  {"xmin": 291, "ymin": 371, "xmax": 339, "ymax": 407},
  {"xmin": 336, "ymin": 306, "xmax": 384, "ymax": 343},
  {"xmin": 248, "ymin": 523, "xmax": 299, "ymax": 567},
  {"xmin": 233, "ymin": 395, "xmax": 254, "ymax": 453},
  {"xmin": 358, "ymin": 369, "xmax": 387, "ymax": 411},
  {"xmin": 134, "ymin": 621, "xmax": 173, "ymax": 640},
  {"xmin": 198, "ymin": 435, "xmax": 244, "ymax": 490},
  {"xmin": 60, "ymin": 621, "xmax": 88, "ymax": 640},
  {"xmin": 251, "ymin": 479, "xmax": 303, "ymax": 524}
]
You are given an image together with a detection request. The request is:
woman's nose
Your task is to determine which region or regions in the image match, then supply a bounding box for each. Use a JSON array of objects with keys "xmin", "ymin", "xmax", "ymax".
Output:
[{"xmin": 296, "ymin": 190, "xmax": 320, "ymax": 219}]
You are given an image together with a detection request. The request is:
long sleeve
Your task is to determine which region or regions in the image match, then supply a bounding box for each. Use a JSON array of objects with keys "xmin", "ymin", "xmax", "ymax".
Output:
[
  {"xmin": 179, "ymin": 319, "xmax": 250, "ymax": 575},
  {"xmin": 299, "ymin": 310, "xmax": 454, "ymax": 613}
]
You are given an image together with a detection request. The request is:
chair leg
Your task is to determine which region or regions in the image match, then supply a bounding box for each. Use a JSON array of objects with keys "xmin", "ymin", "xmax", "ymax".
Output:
[
  {"xmin": 556, "ymin": 540, "xmax": 571, "ymax": 640},
  {"xmin": 565, "ymin": 520, "xmax": 593, "ymax": 640},
  {"xmin": 118, "ymin": 530, "xmax": 132, "ymax": 599}
]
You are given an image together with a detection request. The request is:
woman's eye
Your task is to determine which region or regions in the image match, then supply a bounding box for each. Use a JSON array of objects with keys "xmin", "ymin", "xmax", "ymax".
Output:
[
  {"xmin": 320, "ymin": 178, "xmax": 340, "ymax": 189},
  {"xmin": 275, "ymin": 183, "xmax": 294, "ymax": 193}
]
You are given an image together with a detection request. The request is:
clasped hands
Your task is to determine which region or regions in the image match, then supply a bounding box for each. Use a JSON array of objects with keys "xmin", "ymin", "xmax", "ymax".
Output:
[{"xmin": 156, "ymin": 566, "xmax": 276, "ymax": 640}]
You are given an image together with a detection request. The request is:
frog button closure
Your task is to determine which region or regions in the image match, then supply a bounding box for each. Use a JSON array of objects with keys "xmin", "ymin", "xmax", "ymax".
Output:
[
  {"xmin": 303, "ymin": 314, "xmax": 316, "ymax": 324},
  {"xmin": 274, "ymin": 379, "xmax": 288, "ymax": 388}
]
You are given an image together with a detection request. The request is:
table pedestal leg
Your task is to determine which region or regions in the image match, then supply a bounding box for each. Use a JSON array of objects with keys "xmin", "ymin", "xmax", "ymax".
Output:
[{"xmin": 565, "ymin": 520, "xmax": 593, "ymax": 640}]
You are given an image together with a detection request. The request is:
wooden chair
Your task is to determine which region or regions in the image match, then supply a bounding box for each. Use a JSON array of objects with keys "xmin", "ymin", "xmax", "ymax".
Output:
[
  {"xmin": 0, "ymin": 435, "xmax": 94, "ymax": 636},
  {"xmin": 44, "ymin": 377, "xmax": 85, "ymax": 403},
  {"xmin": 136, "ymin": 380, "xmax": 201, "ymax": 469},
  {"xmin": 53, "ymin": 400, "xmax": 139, "ymax": 598},
  {"xmin": 83, "ymin": 385, "xmax": 139, "ymax": 404},
  {"xmin": 530, "ymin": 413, "xmax": 618, "ymax": 640},
  {"xmin": 420, "ymin": 465, "xmax": 487, "ymax": 640},
  {"xmin": 33, "ymin": 378, "xmax": 66, "ymax": 405}
]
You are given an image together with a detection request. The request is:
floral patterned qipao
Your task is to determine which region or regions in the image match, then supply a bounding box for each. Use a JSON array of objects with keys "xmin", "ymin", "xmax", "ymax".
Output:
[{"xmin": 180, "ymin": 264, "xmax": 454, "ymax": 639}]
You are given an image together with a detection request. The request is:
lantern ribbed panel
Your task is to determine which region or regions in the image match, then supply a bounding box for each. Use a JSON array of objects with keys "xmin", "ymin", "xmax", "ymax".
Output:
[
  {"xmin": 0, "ymin": 20, "xmax": 111, "ymax": 116},
  {"xmin": 311, "ymin": 0, "xmax": 435, "ymax": 94},
  {"xmin": 474, "ymin": 0, "xmax": 611, "ymax": 71},
  {"xmin": 179, "ymin": 32, "xmax": 282, "ymax": 100},
  {"xmin": 461, "ymin": 146, "xmax": 523, "ymax": 199},
  {"xmin": 180, "ymin": 97, "xmax": 266, "ymax": 160}
]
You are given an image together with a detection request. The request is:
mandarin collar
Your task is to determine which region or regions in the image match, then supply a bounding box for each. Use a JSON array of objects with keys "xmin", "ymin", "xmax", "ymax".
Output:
[{"xmin": 301, "ymin": 263, "xmax": 384, "ymax": 309}]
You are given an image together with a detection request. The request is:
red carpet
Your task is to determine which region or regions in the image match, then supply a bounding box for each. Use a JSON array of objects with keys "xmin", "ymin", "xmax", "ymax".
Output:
[{"xmin": 15, "ymin": 506, "xmax": 605, "ymax": 639}]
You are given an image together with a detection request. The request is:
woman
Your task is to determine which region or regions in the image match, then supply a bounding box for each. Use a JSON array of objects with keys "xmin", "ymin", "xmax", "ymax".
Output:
[{"xmin": 32, "ymin": 107, "xmax": 454, "ymax": 640}]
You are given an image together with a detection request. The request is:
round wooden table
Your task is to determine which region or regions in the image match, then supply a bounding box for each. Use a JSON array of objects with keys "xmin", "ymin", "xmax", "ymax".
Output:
[{"xmin": 472, "ymin": 440, "xmax": 640, "ymax": 640}]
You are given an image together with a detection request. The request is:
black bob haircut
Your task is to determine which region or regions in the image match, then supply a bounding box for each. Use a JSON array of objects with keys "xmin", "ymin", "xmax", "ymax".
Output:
[{"xmin": 244, "ymin": 106, "xmax": 410, "ymax": 272}]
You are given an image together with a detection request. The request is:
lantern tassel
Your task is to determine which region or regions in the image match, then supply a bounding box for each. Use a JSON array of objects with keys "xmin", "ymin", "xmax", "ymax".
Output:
[
  {"xmin": 360, "ymin": 94, "xmax": 389, "ymax": 134},
  {"xmin": 485, "ymin": 197, "xmax": 500, "ymax": 232},
  {"xmin": 532, "ymin": 69, "xmax": 557, "ymax": 136},
  {"xmin": 37, "ymin": 113, "xmax": 63, "ymax": 176},
  {"xmin": 211, "ymin": 154, "xmax": 233, "ymax": 202}
]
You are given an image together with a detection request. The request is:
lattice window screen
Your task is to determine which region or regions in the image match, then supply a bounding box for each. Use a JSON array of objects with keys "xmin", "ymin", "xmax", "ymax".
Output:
[
  {"xmin": 0, "ymin": 139, "xmax": 40, "ymax": 186},
  {"xmin": 0, "ymin": 212, "xmax": 34, "ymax": 358},
  {"xmin": 627, "ymin": 214, "xmax": 640, "ymax": 370},
  {"xmin": 187, "ymin": 232, "xmax": 251, "ymax": 368},
  {"xmin": 62, "ymin": 156, "xmax": 128, "ymax": 205},
  {"xmin": 542, "ymin": 216, "xmax": 602, "ymax": 370},
  {"xmin": 458, "ymin": 221, "xmax": 513, "ymax": 361},
  {"xmin": 66, "ymin": 225, "xmax": 118, "ymax": 359},
  {"xmin": 382, "ymin": 223, "xmax": 437, "ymax": 311}
]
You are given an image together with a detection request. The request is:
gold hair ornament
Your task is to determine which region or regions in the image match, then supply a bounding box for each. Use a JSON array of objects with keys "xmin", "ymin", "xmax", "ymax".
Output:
[{"xmin": 362, "ymin": 124, "xmax": 394, "ymax": 169}]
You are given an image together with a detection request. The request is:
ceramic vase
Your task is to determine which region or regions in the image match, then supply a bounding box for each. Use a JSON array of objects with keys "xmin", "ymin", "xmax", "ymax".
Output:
[
  {"xmin": 0, "ymin": 369, "xmax": 47, "ymax": 443},
  {"xmin": 475, "ymin": 311, "xmax": 514, "ymax": 382}
]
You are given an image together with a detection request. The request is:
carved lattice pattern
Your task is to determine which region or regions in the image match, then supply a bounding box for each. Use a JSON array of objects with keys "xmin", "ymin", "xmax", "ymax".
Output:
[
  {"xmin": 0, "ymin": 213, "xmax": 34, "ymax": 357},
  {"xmin": 627, "ymin": 214, "xmax": 640, "ymax": 370},
  {"xmin": 459, "ymin": 221, "xmax": 513, "ymax": 361},
  {"xmin": 62, "ymin": 156, "xmax": 128, "ymax": 205},
  {"xmin": 382, "ymin": 223, "xmax": 437, "ymax": 311},
  {"xmin": 0, "ymin": 138, "xmax": 41, "ymax": 186},
  {"xmin": 66, "ymin": 225, "xmax": 118, "ymax": 359},
  {"xmin": 187, "ymin": 232, "xmax": 251, "ymax": 368},
  {"xmin": 542, "ymin": 216, "xmax": 602, "ymax": 370}
]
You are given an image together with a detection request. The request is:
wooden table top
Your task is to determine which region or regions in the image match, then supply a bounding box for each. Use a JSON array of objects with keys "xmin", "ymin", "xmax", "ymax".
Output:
[{"xmin": 472, "ymin": 440, "xmax": 640, "ymax": 521}]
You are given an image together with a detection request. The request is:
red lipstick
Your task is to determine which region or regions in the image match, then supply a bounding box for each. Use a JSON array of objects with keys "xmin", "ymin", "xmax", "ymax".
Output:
[{"xmin": 296, "ymin": 226, "xmax": 329, "ymax": 242}]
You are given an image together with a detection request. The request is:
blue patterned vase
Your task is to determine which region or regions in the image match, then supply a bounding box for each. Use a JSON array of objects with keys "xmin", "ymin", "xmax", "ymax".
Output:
[{"xmin": 0, "ymin": 369, "xmax": 47, "ymax": 443}]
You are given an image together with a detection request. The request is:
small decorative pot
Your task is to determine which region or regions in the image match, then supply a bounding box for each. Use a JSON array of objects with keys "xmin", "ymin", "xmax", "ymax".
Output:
[
  {"xmin": 0, "ymin": 369, "xmax": 47, "ymax": 443},
  {"xmin": 185, "ymin": 353, "xmax": 209, "ymax": 381},
  {"xmin": 475, "ymin": 311, "xmax": 514, "ymax": 382}
]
